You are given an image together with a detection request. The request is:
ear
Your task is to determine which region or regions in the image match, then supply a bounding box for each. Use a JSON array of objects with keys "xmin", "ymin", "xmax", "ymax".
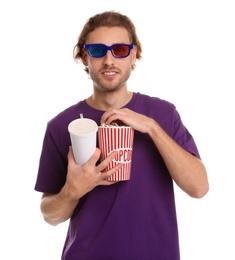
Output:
[
  {"xmin": 131, "ymin": 46, "xmax": 137, "ymax": 64},
  {"xmin": 82, "ymin": 49, "xmax": 88, "ymax": 66}
]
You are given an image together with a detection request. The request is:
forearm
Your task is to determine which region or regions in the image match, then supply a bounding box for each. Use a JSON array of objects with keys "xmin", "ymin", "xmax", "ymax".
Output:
[
  {"xmin": 40, "ymin": 190, "xmax": 79, "ymax": 226},
  {"xmin": 148, "ymin": 119, "xmax": 209, "ymax": 198}
]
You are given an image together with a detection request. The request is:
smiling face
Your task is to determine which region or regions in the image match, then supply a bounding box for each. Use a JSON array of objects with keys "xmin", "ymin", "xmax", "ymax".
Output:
[{"xmin": 82, "ymin": 26, "xmax": 137, "ymax": 93}]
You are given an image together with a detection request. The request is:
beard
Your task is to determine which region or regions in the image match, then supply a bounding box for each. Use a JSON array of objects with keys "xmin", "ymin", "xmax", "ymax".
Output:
[{"xmin": 89, "ymin": 66, "xmax": 132, "ymax": 93}]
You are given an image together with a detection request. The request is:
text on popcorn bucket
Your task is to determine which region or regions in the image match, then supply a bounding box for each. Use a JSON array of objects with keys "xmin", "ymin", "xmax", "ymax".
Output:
[{"xmin": 110, "ymin": 148, "xmax": 132, "ymax": 163}]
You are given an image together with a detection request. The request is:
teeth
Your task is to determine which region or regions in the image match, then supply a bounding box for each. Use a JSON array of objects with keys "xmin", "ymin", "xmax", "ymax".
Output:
[{"xmin": 104, "ymin": 72, "xmax": 115, "ymax": 75}]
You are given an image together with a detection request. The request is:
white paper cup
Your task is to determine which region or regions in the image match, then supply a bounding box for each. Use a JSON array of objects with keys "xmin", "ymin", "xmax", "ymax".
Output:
[
  {"xmin": 98, "ymin": 125, "xmax": 134, "ymax": 181},
  {"xmin": 68, "ymin": 118, "xmax": 98, "ymax": 165}
]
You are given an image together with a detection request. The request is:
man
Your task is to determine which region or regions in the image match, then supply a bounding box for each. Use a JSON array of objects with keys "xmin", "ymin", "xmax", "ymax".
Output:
[{"xmin": 35, "ymin": 11, "xmax": 209, "ymax": 260}]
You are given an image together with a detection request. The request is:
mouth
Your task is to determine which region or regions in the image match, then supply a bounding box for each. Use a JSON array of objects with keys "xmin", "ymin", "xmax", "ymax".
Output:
[
  {"xmin": 103, "ymin": 71, "xmax": 116, "ymax": 75},
  {"xmin": 102, "ymin": 70, "xmax": 118, "ymax": 75},
  {"xmin": 101, "ymin": 70, "xmax": 119, "ymax": 79}
]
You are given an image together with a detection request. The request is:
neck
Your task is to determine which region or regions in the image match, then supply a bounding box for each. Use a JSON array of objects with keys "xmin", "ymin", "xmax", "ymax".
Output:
[{"xmin": 86, "ymin": 88, "xmax": 133, "ymax": 111}]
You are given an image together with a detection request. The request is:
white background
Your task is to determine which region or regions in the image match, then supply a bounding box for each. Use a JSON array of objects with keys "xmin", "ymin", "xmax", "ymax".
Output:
[{"xmin": 1, "ymin": 0, "xmax": 234, "ymax": 259}]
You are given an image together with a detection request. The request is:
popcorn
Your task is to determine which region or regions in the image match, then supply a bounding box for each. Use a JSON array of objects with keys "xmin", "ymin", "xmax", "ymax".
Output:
[{"xmin": 101, "ymin": 123, "xmax": 119, "ymax": 127}]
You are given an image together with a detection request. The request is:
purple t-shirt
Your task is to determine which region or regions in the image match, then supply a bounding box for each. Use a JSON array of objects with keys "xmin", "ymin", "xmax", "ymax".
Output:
[{"xmin": 35, "ymin": 92, "xmax": 200, "ymax": 260}]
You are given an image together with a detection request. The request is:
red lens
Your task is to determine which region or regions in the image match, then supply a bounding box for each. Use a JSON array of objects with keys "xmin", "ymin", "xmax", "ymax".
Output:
[{"xmin": 112, "ymin": 45, "xmax": 129, "ymax": 57}]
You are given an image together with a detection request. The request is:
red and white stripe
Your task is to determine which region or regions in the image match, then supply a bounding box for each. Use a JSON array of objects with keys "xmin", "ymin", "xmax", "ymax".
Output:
[{"xmin": 98, "ymin": 126, "xmax": 134, "ymax": 181}]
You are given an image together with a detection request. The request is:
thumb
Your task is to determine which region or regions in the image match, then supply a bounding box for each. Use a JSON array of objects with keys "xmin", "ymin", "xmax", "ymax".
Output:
[{"xmin": 67, "ymin": 146, "xmax": 78, "ymax": 165}]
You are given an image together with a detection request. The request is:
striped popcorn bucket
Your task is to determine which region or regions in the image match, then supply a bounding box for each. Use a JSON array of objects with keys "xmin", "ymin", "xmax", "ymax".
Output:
[{"xmin": 98, "ymin": 126, "xmax": 134, "ymax": 181}]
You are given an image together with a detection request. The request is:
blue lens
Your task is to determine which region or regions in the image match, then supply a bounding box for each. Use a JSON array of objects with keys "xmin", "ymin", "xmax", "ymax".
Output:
[{"xmin": 89, "ymin": 45, "xmax": 107, "ymax": 57}]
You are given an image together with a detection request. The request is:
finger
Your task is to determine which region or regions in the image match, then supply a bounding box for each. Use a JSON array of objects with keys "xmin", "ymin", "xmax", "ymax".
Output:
[
  {"xmin": 96, "ymin": 150, "xmax": 118, "ymax": 173},
  {"xmin": 67, "ymin": 146, "xmax": 81, "ymax": 167},
  {"xmin": 67, "ymin": 146, "xmax": 74, "ymax": 162},
  {"xmin": 99, "ymin": 163, "xmax": 124, "ymax": 185},
  {"xmin": 85, "ymin": 148, "xmax": 101, "ymax": 165},
  {"xmin": 102, "ymin": 162, "xmax": 123, "ymax": 178},
  {"xmin": 104, "ymin": 115, "xmax": 120, "ymax": 125},
  {"xmin": 100, "ymin": 179, "xmax": 119, "ymax": 186},
  {"xmin": 100, "ymin": 108, "xmax": 117, "ymax": 124}
]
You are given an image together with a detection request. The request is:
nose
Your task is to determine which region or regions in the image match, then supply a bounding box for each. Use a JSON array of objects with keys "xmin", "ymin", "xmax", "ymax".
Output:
[{"xmin": 103, "ymin": 50, "xmax": 115, "ymax": 66}]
